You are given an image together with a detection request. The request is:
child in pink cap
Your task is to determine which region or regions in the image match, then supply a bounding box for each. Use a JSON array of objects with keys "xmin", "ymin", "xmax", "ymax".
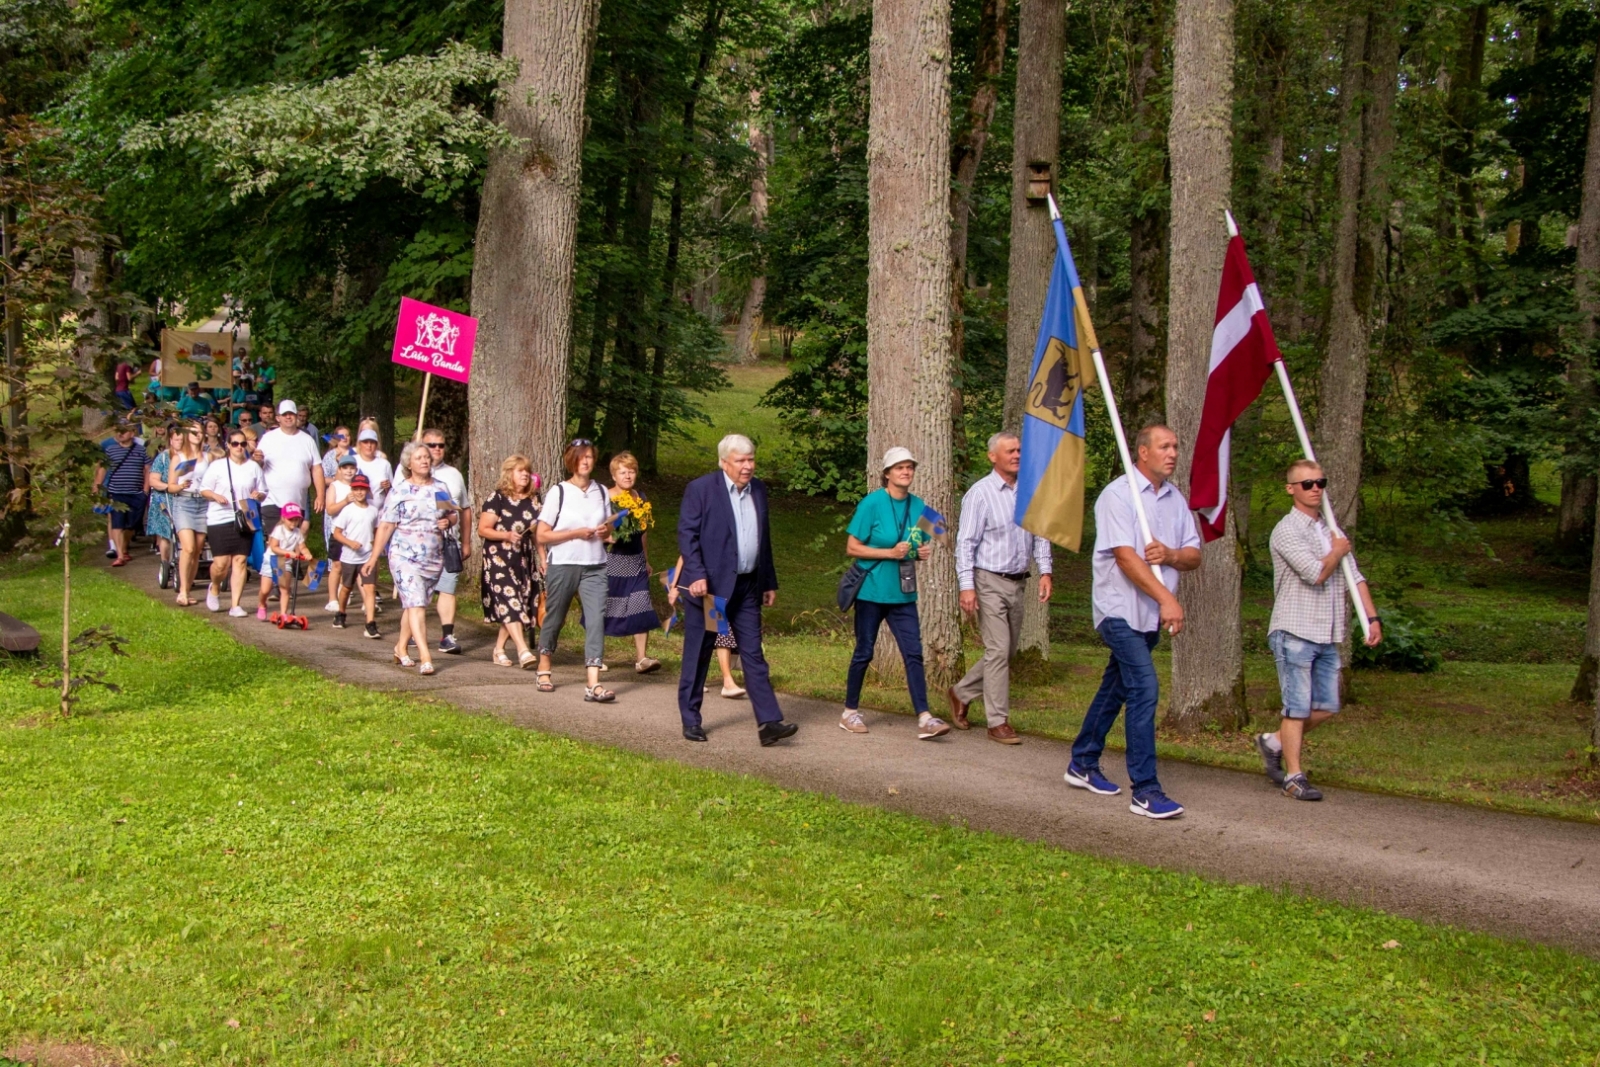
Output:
[{"xmin": 265, "ymin": 502, "xmax": 314, "ymax": 622}]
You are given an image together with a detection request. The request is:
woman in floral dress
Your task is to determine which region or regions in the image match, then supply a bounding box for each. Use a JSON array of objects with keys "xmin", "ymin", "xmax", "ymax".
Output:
[
  {"xmin": 478, "ymin": 455, "xmax": 544, "ymax": 669},
  {"xmin": 365, "ymin": 441, "xmax": 456, "ymax": 676},
  {"xmin": 144, "ymin": 421, "xmax": 179, "ymax": 589}
]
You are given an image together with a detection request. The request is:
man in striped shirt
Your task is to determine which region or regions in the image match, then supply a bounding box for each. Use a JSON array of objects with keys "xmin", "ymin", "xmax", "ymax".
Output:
[
  {"xmin": 948, "ymin": 432, "xmax": 1054, "ymax": 744},
  {"xmin": 93, "ymin": 421, "xmax": 149, "ymax": 567}
]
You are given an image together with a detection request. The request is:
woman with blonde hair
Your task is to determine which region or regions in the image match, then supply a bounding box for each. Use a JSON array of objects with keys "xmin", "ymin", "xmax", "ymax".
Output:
[
  {"xmin": 164, "ymin": 420, "xmax": 212, "ymax": 605},
  {"xmin": 478, "ymin": 454, "xmax": 545, "ymax": 668},
  {"xmin": 604, "ymin": 450, "xmax": 661, "ymax": 672}
]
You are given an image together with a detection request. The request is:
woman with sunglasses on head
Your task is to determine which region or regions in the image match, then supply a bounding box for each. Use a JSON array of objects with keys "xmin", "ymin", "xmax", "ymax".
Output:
[
  {"xmin": 198, "ymin": 429, "xmax": 266, "ymax": 616},
  {"xmin": 364, "ymin": 440, "xmax": 456, "ymax": 675},
  {"xmin": 534, "ymin": 439, "xmax": 615, "ymax": 700},
  {"xmin": 144, "ymin": 422, "xmax": 181, "ymax": 590},
  {"xmin": 164, "ymin": 421, "xmax": 213, "ymax": 606}
]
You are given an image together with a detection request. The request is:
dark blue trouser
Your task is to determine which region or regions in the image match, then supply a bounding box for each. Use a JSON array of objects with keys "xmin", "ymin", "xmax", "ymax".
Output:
[
  {"xmin": 678, "ymin": 572, "xmax": 783, "ymax": 731},
  {"xmin": 1071, "ymin": 617, "xmax": 1162, "ymax": 795},
  {"xmin": 846, "ymin": 599, "xmax": 929, "ymax": 713}
]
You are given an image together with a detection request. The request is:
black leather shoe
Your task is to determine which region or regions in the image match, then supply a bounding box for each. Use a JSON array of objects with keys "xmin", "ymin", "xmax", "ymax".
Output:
[
  {"xmin": 758, "ymin": 720, "xmax": 799, "ymax": 747},
  {"xmin": 683, "ymin": 726, "xmax": 708, "ymax": 742}
]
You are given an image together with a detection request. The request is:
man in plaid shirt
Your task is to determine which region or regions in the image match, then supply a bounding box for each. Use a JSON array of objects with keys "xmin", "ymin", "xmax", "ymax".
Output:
[{"xmin": 1257, "ymin": 459, "xmax": 1383, "ymax": 800}]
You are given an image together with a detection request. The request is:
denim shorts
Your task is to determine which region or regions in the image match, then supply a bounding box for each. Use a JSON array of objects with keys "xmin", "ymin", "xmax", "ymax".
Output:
[
  {"xmin": 1268, "ymin": 630, "xmax": 1341, "ymax": 718},
  {"xmin": 434, "ymin": 567, "xmax": 459, "ymax": 596}
]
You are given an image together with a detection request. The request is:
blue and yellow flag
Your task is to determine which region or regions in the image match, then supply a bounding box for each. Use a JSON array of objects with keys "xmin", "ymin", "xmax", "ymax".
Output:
[{"xmin": 1015, "ymin": 208, "xmax": 1091, "ymax": 551}]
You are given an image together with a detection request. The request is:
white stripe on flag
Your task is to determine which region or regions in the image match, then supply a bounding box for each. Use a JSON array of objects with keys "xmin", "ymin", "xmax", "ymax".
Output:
[
  {"xmin": 1200, "ymin": 428, "xmax": 1230, "ymax": 525},
  {"xmin": 1206, "ymin": 283, "xmax": 1267, "ymax": 373}
]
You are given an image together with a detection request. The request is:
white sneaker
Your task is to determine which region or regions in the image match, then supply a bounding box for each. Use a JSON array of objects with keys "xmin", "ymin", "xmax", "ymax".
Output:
[
  {"xmin": 228, "ymin": 606, "xmax": 248, "ymax": 618},
  {"xmin": 324, "ymin": 600, "xmax": 340, "ymax": 613},
  {"xmin": 206, "ymin": 590, "xmax": 221, "ymax": 612}
]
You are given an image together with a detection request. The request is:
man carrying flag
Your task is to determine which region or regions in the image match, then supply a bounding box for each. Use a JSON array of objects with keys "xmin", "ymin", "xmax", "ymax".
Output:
[{"xmin": 1192, "ymin": 215, "xmax": 1385, "ymax": 798}]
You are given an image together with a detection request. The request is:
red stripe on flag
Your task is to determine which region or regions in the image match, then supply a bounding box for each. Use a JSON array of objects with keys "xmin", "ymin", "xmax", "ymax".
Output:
[{"xmin": 1188, "ymin": 235, "xmax": 1283, "ymax": 541}]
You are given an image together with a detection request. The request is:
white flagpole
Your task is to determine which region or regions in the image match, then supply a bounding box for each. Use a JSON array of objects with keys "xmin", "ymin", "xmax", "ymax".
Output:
[
  {"xmin": 1049, "ymin": 195, "xmax": 1164, "ymax": 585},
  {"xmin": 1225, "ymin": 211, "xmax": 1370, "ymax": 643}
]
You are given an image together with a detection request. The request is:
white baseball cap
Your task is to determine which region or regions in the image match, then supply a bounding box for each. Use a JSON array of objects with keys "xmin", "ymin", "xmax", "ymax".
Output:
[
  {"xmin": 277, "ymin": 399, "xmax": 298, "ymax": 416},
  {"xmin": 357, "ymin": 428, "xmax": 380, "ymax": 444},
  {"xmin": 881, "ymin": 446, "xmax": 918, "ymax": 471}
]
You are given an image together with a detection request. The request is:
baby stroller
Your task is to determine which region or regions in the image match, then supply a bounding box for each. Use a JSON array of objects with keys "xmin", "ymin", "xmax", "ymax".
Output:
[{"xmin": 269, "ymin": 555, "xmax": 311, "ymax": 630}]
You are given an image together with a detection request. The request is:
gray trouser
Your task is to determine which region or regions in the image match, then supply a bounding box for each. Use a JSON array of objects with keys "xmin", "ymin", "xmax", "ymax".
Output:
[
  {"xmin": 952, "ymin": 568, "xmax": 1026, "ymax": 725},
  {"xmin": 538, "ymin": 563, "xmax": 607, "ymax": 666}
]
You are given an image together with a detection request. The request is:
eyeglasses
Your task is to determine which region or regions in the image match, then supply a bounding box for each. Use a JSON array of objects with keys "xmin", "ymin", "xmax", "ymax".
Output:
[
  {"xmin": 569, "ymin": 438, "xmax": 593, "ymax": 448},
  {"xmin": 1296, "ymin": 478, "xmax": 1328, "ymax": 491}
]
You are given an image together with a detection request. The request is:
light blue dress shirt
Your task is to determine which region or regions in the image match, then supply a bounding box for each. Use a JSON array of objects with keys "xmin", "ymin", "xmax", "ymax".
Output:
[
  {"xmin": 1091, "ymin": 468, "xmax": 1201, "ymax": 632},
  {"xmin": 724, "ymin": 472, "xmax": 759, "ymax": 575}
]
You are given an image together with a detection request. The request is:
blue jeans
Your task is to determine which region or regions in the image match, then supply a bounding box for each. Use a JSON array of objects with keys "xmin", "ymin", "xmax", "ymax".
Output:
[
  {"xmin": 1071, "ymin": 617, "xmax": 1162, "ymax": 795},
  {"xmin": 1268, "ymin": 630, "xmax": 1342, "ymax": 717},
  {"xmin": 846, "ymin": 600, "xmax": 929, "ymax": 714}
]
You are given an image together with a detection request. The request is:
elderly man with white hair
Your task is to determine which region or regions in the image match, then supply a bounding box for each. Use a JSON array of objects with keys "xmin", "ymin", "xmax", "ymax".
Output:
[{"xmin": 674, "ymin": 434, "xmax": 798, "ymax": 746}]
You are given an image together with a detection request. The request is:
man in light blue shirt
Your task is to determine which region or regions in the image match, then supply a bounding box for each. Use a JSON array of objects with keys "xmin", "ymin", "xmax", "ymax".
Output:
[
  {"xmin": 726, "ymin": 468, "xmax": 759, "ymax": 574},
  {"xmin": 1064, "ymin": 424, "xmax": 1201, "ymax": 820}
]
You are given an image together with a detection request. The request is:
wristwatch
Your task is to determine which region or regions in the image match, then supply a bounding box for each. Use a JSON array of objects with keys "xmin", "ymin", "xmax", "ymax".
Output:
[{"xmin": 1367, "ymin": 615, "xmax": 1379, "ymax": 623}]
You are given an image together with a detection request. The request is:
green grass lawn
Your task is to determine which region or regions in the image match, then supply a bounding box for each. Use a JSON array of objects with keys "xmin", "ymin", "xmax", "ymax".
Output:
[{"xmin": 3, "ymin": 562, "xmax": 1599, "ymax": 1066}]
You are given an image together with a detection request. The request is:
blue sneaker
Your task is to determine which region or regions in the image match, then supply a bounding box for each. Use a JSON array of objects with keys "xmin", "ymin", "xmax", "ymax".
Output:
[
  {"xmin": 1129, "ymin": 790, "xmax": 1184, "ymax": 819},
  {"xmin": 1064, "ymin": 763, "xmax": 1122, "ymax": 796}
]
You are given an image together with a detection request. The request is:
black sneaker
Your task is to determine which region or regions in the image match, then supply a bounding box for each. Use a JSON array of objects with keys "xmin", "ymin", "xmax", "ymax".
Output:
[
  {"xmin": 1283, "ymin": 773, "xmax": 1323, "ymax": 801},
  {"xmin": 363, "ymin": 622, "xmax": 381, "ymax": 639},
  {"xmin": 439, "ymin": 634, "xmax": 462, "ymax": 655},
  {"xmin": 332, "ymin": 613, "xmax": 347, "ymax": 629},
  {"xmin": 1255, "ymin": 733, "xmax": 1285, "ymax": 785}
]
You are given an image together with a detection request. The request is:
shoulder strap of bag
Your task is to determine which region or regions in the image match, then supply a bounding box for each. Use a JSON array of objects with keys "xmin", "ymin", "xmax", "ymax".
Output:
[{"xmin": 104, "ymin": 441, "xmax": 139, "ymax": 486}]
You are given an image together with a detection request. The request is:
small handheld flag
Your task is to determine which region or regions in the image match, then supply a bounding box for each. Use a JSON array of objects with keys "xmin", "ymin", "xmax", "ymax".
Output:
[
  {"xmin": 907, "ymin": 503, "xmax": 949, "ymax": 549},
  {"xmin": 703, "ymin": 595, "xmax": 731, "ymax": 637},
  {"xmin": 607, "ymin": 508, "xmax": 627, "ymax": 528}
]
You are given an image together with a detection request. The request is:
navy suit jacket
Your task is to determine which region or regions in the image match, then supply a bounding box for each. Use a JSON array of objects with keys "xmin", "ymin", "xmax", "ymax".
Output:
[{"xmin": 677, "ymin": 471, "xmax": 779, "ymax": 599}]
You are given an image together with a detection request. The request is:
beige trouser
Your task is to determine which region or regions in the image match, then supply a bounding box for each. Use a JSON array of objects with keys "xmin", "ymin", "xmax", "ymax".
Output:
[{"xmin": 952, "ymin": 568, "xmax": 1026, "ymax": 725}]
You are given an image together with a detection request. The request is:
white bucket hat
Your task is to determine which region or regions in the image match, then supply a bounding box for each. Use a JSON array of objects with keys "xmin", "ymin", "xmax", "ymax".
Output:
[{"xmin": 881, "ymin": 446, "xmax": 918, "ymax": 471}]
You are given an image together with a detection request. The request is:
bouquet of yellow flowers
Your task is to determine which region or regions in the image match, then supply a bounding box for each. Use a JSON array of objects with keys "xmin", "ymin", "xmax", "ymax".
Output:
[{"xmin": 608, "ymin": 488, "xmax": 654, "ymax": 544}]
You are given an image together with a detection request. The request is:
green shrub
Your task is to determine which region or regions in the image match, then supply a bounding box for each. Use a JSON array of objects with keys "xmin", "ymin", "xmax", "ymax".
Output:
[{"xmin": 1355, "ymin": 606, "xmax": 1442, "ymax": 673}]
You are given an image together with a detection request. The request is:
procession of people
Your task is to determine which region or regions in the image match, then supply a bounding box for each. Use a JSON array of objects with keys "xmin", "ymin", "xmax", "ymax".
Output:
[{"xmin": 100, "ymin": 383, "xmax": 1383, "ymax": 817}]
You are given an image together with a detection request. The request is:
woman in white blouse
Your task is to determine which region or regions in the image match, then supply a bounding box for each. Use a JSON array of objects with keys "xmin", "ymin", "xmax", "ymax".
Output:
[{"xmin": 534, "ymin": 439, "xmax": 614, "ymax": 701}]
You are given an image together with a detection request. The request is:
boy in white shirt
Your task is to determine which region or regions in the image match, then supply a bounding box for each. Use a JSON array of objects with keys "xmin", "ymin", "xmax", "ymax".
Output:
[
  {"xmin": 331, "ymin": 474, "xmax": 381, "ymax": 638},
  {"xmin": 267, "ymin": 503, "xmax": 315, "ymax": 625},
  {"xmin": 322, "ymin": 454, "xmax": 359, "ymax": 610}
]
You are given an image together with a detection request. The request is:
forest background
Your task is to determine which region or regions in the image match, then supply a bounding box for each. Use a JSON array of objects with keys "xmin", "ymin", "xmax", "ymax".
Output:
[{"xmin": 4, "ymin": 0, "xmax": 1600, "ymax": 759}]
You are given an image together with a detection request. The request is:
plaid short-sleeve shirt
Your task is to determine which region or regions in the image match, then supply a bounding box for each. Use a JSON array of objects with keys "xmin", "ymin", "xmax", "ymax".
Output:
[{"xmin": 1269, "ymin": 507, "xmax": 1365, "ymax": 644}]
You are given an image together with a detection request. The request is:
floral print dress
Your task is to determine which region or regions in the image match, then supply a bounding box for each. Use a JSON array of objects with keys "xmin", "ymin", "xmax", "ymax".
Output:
[
  {"xmin": 480, "ymin": 490, "xmax": 541, "ymax": 625},
  {"xmin": 381, "ymin": 477, "xmax": 447, "ymax": 609}
]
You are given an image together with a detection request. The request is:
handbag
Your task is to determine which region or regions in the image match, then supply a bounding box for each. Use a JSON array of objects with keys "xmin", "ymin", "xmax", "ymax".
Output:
[
  {"xmin": 835, "ymin": 560, "xmax": 881, "ymax": 612},
  {"xmin": 225, "ymin": 458, "xmax": 254, "ymax": 539},
  {"xmin": 442, "ymin": 535, "xmax": 464, "ymax": 574}
]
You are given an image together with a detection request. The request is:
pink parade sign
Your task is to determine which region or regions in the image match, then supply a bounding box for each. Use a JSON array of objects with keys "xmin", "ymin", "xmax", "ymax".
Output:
[{"xmin": 391, "ymin": 296, "xmax": 477, "ymax": 384}]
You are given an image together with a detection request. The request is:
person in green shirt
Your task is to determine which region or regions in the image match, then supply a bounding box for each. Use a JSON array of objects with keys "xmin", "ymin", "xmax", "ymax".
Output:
[
  {"xmin": 840, "ymin": 446, "xmax": 949, "ymax": 740},
  {"xmin": 176, "ymin": 382, "xmax": 215, "ymax": 420}
]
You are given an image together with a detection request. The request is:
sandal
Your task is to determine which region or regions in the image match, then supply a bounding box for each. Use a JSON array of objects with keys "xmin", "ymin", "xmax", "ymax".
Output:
[
  {"xmin": 393, "ymin": 653, "xmax": 415, "ymax": 668},
  {"xmin": 518, "ymin": 651, "xmax": 538, "ymax": 670},
  {"xmin": 584, "ymin": 685, "xmax": 616, "ymax": 703},
  {"xmin": 493, "ymin": 651, "xmax": 514, "ymax": 668},
  {"xmin": 635, "ymin": 657, "xmax": 661, "ymax": 674},
  {"xmin": 536, "ymin": 671, "xmax": 555, "ymax": 693},
  {"xmin": 419, "ymin": 661, "xmax": 435, "ymax": 676}
]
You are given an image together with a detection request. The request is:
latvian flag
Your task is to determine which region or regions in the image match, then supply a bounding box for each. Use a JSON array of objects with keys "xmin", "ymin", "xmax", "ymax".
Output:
[{"xmin": 1187, "ymin": 227, "xmax": 1283, "ymax": 541}]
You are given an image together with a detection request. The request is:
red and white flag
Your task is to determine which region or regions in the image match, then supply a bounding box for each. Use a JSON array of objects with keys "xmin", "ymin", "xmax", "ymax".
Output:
[{"xmin": 1188, "ymin": 230, "xmax": 1282, "ymax": 541}]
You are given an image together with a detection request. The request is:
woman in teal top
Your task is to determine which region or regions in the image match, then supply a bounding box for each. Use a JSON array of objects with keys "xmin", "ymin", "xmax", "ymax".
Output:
[{"xmin": 840, "ymin": 446, "xmax": 949, "ymax": 739}]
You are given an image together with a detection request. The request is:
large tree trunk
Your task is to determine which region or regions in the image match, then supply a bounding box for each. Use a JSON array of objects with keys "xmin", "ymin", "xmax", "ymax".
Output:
[
  {"xmin": 469, "ymin": 0, "xmax": 600, "ymax": 502},
  {"xmin": 1003, "ymin": 0, "xmax": 1066, "ymax": 659},
  {"xmin": 1570, "ymin": 47, "xmax": 1600, "ymax": 714},
  {"xmin": 1123, "ymin": 0, "xmax": 1169, "ymax": 432},
  {"xmin": 1164, "ymin": 0, "xmax": 1244, "ymax": 733},
  {"xmin": 732, "ymin": 90, "xmax": 770, "ymax": 365},
  {"xmin": 1316, "ymin": 3, "xmax": 1397, "ymax": 538},
  {"xmin": 868, "ymin": 0, "xmax": 962, "ymax": 690},
  {"xmin": 1, "ymin": 203, "xmax": 30, "ymax": 536}
]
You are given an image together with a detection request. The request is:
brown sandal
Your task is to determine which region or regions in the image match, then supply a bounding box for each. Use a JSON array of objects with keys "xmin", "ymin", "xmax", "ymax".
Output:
[
  {"xmin": 535, "ymin": 671, "xmax": 555, "ymax": 693},
  {"xmin": 584, "ymin": 685, "xmax": 616, "ymax": 703}
]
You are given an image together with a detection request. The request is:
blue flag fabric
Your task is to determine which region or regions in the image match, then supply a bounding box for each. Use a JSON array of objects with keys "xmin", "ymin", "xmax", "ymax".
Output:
[
  {"xmin": 1015, "ymin": 216, "xmax": 1090, "ymax": 551},
  {"xmin": 703, "ymin": 594, "xmax": 731, "ymax": 637}
]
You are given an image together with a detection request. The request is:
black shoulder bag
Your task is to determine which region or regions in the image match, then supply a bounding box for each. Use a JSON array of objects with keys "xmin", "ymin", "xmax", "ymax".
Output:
[
  {"xmin": 224, "ymin": 458, "xmax": 254, "ymax": 538},
  {"xmin": 440, "ymin": 483, "xmax": 464, "ymax": 573}
]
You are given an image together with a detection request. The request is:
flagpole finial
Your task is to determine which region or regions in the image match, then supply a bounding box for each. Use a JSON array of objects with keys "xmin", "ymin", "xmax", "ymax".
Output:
[
  {"xmin": 1047, "ymin": 193, "xmax": 1061, "ymax": 222},
  {"xmin": 1224, "ymin": 209, "xmax": 1239, "ymax": 238}
]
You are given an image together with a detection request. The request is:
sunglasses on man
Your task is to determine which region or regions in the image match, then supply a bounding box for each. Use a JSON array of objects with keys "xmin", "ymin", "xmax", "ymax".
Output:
[{"xmin": 1295, "ymin": 478, "xmax": 1329, "ymax": 491}]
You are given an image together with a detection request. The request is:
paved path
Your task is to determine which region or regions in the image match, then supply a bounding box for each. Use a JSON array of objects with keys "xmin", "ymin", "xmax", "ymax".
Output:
[{"xmin": 119, "ymin": 559, "xmax": 1600, "ymax": 956}]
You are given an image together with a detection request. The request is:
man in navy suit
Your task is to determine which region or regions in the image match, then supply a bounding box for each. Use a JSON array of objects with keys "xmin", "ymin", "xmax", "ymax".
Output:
[{"xmin": 676, "ymin": 434, "xmax": 799, "ymax": 745}]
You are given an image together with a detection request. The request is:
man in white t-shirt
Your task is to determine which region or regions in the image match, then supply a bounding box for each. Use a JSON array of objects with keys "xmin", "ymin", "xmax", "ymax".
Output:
[
  {"xmin": 421, "ymin": 427, "xmax": 474, "ymax": 655},
  {"xmin": 253, "ymin": 398, "xmax": 326, "ymax": 619}
]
